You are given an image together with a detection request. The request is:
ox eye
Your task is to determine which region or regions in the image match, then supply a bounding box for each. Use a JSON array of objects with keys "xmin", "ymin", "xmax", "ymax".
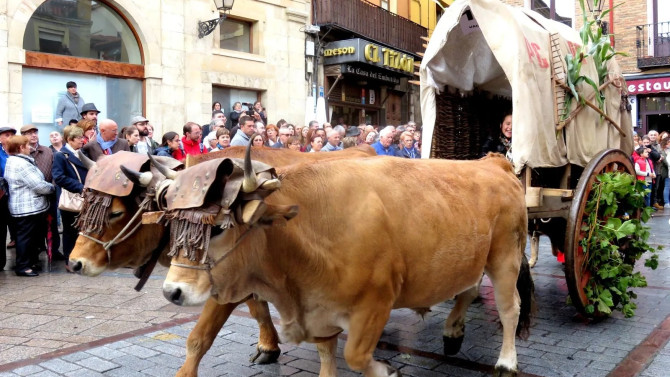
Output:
[{"xmin": 109, "ymin": 211, "xmax": 124, "ymax": 219}]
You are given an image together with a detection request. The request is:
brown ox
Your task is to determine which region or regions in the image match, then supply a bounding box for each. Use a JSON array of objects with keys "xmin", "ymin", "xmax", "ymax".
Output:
[
  {"xmin": 68, "ymin": 145, "xmax": 376, "ymax": 377},
  {"xmin": 162, "ymin": 152, "xmax": 534, "ymax": 377}
]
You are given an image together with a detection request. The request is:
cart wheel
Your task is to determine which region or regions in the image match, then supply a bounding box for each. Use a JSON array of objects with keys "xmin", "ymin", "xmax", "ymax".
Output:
[{"xmin": 564, "ymin": 149, "xmax": 635, "ymax": 317}]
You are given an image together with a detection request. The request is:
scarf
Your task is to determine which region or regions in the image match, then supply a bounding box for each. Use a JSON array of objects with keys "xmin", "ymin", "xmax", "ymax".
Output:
[
  {"xmin": 96, "ymin": 133, "xmax": 117, "ymax": 155},
  {"xmin": 402, "ymin": 147, "xmax": 416, "ymax": 158}
]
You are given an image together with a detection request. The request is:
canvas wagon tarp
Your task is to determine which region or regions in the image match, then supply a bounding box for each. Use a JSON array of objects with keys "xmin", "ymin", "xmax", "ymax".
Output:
[{"xmin": 419, "ymin": 0, "xmax": 634, "ymax": 173}]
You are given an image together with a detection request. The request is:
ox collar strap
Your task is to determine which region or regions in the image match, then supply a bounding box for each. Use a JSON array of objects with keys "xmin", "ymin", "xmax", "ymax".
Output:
[{"xmin": 78, "ymin": 195, "xmax": 154, "ymax": 265}]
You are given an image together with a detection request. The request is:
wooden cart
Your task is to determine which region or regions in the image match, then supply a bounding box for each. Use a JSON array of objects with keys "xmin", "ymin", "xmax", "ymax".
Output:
[{"xmin": 418, "ymin": 0, "xmax": 636, "ymax": 317}]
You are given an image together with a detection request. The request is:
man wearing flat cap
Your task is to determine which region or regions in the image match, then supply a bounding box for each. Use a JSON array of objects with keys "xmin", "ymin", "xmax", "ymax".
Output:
[
  {"xmin": 0, "ymin": 126, "xmax": 17, "ymax": 270},
  {"xmin": 20, "ymin": 125, "xmax": 60, "ymax": 261},
  {"xmin": 130, "ymin": 115, "xmax": 158, "ymax": 154}
]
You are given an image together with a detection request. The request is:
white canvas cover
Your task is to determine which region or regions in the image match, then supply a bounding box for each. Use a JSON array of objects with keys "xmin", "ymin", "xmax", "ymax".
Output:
[{"xmin": 420, "ymin": 0, "xmax": 633, "ymax": 173}]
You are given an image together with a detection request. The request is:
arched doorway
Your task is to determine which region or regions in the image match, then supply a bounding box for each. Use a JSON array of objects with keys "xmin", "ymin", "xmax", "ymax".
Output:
[{"xmin": 21, "ymin": 0, "xmax": 144, "ymax": 145}]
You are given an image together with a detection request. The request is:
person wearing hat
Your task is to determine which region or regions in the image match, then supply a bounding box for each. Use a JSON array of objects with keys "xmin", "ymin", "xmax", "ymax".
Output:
[
  {"xmin": 80, "ymin": 103, "xmax": 100, "ymax": 126},
  {"xmin": 129, "ymin": 115, "xmax": 158, "ymax": 154},
  {"xmin": 0, "ymin": 126, "xmax": 17, "ymax": 270},
  {"xmin": 55, "ymin": 81, "xmax": 85, "ymax": 127},
  {"xmin": 20, "ymin": 125, "xmax": 60, "ymax": 264}
]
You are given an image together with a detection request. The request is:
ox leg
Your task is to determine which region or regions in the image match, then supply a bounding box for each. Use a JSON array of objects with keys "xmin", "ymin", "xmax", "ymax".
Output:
[
  {"xmin": 177, "ymin": 298, "xmax": 236, "ymax": 377},
  {"xmin": 486, "ymin": 264, "xmax": 521, "ymax": 376},
  {"xmin": 442, "ymin": 284, "xmax": 479, "ymax": 356},
  {"xmin": 344, "ymin": 308, "xmax": 401, "ymax": 377},
  {"xmin": 528, "ymin": 231, "xmax": 539, "ymax": 268},
  {"xmin": 315, "ymin": 337, "xmax": 338, "ymax": 377},
  {"xmin": 247, "ymin": 299, "xmax": 281, "ymax": 364}
]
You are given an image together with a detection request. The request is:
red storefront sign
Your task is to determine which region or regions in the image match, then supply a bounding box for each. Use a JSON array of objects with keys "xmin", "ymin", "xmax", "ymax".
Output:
[{"xmin": 626, "ymin": 76, "xmax": 670, "ymax": 94}]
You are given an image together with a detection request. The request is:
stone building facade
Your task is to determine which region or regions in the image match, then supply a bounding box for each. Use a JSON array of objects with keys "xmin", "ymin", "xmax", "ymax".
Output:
[{"xmin": 0, "ymin": 0, "xmax": 310, "ymax": 143}]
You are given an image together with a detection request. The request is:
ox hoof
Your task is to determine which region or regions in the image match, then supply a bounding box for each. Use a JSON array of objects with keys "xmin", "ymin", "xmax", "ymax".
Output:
[
  {"xmin": 380, "ymin": 360, "xmax": 402, "ymax": 377},
  {"xmin": 249, "ymin": 348, "xmax": 281, "ymax": 364},
  {"xmin": 493, "ymin": 365, "xmax": 518, "ymax": 377},
  {"xmin": 442, "ymin": 335, "xmax": 464, "ymax": 356}
]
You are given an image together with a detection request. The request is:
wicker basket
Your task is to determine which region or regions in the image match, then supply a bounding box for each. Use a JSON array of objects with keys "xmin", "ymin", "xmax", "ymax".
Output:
[{"xmin": 430, "ymin": 89, "xmax": 511, "ymax": 160}]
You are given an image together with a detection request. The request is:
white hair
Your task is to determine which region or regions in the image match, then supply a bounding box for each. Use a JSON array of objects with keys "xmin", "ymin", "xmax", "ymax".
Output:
[{"xmin": 379, "ymin": 126, "xmax": 394, "ymax": 138}]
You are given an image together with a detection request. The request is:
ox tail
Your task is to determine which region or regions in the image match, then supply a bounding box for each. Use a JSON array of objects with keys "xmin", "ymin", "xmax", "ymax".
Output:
[{"xmin": 516, "ymin": 252, "xmax": 535, "ymax": 340}]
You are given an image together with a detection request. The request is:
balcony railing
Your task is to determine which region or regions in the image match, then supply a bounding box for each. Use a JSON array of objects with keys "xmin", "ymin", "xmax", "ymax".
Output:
[
  {"xmin": 636, "ymin": 21, "xmax": 670, "ymax": 69},
  {"xmin": 312, "ymin": 0, "xmax": 427, "ymax": 56}
]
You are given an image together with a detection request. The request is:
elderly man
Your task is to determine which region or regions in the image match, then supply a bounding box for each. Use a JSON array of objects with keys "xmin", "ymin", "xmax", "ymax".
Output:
[
  {"xmin": 272, "ymin": 127, "xmax": 291, "ymax": 148},
  {"xmin": 204, "ymin": 110, "xmax": 227, "ymax": 136},
  {"xmin": 372, "ymin": 126, "xmax": 397, "ymax": 156},
  {"xmin": 20, "ymin": 125, "xmax": 60, "ymax": 264},
  {"xmin": 308, "ymin": 120, "xmax": 319, "ymax": 130},
  {"xmin": 82, "ymin": 119, "xmax": 129, "ymax": 161},
  {"xmin": 230, "ymin": 116, "xmax": 255, "ymax": 147},
  {"xmin": 130, "ymin": 115, "xmax": 158, "ymax": 155},
  {"xmin": 322, "ymin": 129, "xmax": 343, "ymax": 152}
]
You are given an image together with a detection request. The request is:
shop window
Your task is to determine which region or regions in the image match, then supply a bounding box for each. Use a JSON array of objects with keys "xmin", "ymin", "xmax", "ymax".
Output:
[
  {"xmin": 212, "ymin": 86, "xmax": 262, "ymax": 127},
  {"xmin": 219, "ymin": 19, "xmax": 252, "ymax": 53},
  {"xmin": 531, "ymin": 0, "xmax": 572, "ymax": 27},
  {"xmin": 23, "ymin": 0, "xmax": 141, "ymax": 64},
  {"xmin": 22, "ymin": 68, "xmax": 142, "ymax": 146}
]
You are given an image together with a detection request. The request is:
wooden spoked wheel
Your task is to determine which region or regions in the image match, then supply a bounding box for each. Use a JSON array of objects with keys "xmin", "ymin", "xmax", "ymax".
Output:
[{"xmin": 564, "ymin": 149, "xmax": 636, "ymax": 317}]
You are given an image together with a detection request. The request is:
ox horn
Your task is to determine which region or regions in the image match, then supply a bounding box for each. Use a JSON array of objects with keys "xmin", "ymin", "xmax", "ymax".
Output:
[
  {"xmin": 78, "ymin": 150, "xmax": 96, "ymax": 170},
  {"xmin": 147, "ymin": 153, "xmax": 177, "ymax": 179},
  {"xmin": 242, "ymin": 134, "xmax": 258, "ymax": 193},
  {"xmin": 120, "ymin": 165, "xmax": 153, "ymax": 187},
  {"xmin": 260, "ymin": 178, "xmax": 281, "ymax": 190}
]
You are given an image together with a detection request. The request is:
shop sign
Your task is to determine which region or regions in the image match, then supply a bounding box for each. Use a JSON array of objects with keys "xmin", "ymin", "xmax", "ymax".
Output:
[
  {"xmin": 323, "ymin": 38, "xmax": 414, "ymax": 76},
  {"xmin": 626, "ymin": 76, "xmax": 670, "ymax": 94},
  {"xmin": 341, "ymin": 64, "xmax": 401, "ymax": 85}
]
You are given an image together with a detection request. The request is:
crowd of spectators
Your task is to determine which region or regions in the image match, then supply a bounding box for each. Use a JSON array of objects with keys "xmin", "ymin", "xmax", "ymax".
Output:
[
  {"xmin": 632, "ymin": 130, "xmax": 669, "ymax": 210},
  {"xmin": 0, "ymin": 88, "xmax": 424, "ymax": 277}
]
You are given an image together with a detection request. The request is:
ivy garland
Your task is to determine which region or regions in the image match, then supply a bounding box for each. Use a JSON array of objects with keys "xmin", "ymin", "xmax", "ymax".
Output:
[{"xmin": 578, "ymin": 172, "xmax": 660, "ymax": 318}]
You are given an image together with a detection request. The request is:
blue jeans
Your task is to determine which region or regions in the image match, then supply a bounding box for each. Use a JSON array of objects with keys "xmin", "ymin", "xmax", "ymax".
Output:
[
  {"xmin": 664, "ymin": 177, "xmax": 669, "ymax": 206},
  {"xmin": 644, "ymin": 182, "xmax": 652, "ymax": 207}
]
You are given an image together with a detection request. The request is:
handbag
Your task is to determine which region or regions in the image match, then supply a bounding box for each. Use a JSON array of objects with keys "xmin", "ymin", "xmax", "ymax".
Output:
[{"xmin": 58, "ymin": 154, "xmax": 84, "ymax": 212}]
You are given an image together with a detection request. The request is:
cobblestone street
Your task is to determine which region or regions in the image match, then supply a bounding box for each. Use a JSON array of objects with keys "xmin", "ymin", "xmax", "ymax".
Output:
[{"xmin": 0, "ymin": 212, "xmax": 668, "ymax": 377}]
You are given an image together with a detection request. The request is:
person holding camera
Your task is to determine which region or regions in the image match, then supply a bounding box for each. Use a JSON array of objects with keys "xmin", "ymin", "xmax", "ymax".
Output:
[
  {"xmin": 253, "ymin": 101, "xmax": 267, "ymax": 125},
  {"xmin": 229, "ymin": 102, "xmax": 245, "ymax": 130}
]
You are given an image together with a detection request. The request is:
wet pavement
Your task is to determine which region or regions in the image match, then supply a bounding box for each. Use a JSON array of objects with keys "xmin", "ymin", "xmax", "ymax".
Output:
[{"xmin": 0, "ymin": 211, "xmax": 668, "ymax": 376}]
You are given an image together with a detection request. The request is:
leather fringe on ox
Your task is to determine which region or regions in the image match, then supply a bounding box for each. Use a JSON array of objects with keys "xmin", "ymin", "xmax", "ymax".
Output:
[
  {"xmin": 76, "ymin": 191, "xmax": 113, "ymax": 235},
  {"xmin": 165, "ymin": 208, "xmax": 218, "ymax": 264}
]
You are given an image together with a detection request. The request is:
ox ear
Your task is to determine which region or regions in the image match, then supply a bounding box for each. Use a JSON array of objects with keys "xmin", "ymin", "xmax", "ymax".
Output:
[{"xmin": 259, "ymin": 204, "xmax": 299, "ymax": 227}]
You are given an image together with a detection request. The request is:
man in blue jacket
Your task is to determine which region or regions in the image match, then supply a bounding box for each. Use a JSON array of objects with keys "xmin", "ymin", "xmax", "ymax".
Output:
[{"xmin": 372, "ymin": 127, "xmax": 397, "ymax": 156}]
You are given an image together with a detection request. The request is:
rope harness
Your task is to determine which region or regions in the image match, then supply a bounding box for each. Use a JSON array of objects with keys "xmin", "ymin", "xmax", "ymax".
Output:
[{"xmin": 78, "ymin": 195, "xmax": 154, "ymax": 266}]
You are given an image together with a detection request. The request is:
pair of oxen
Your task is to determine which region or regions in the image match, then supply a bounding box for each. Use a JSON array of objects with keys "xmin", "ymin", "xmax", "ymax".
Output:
[{"xmin": 69, "ymin": 143, "xmax": 534, "ymax": 377}]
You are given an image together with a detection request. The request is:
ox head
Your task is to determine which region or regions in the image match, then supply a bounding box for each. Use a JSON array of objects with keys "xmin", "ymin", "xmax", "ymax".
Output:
[
  {"xmin": 69, "ymin": 151, "xmax": 182, "ymax": 276},
  {"xmin": 162, "ymin": 140, "xmax": 296, "ymax": 306}
]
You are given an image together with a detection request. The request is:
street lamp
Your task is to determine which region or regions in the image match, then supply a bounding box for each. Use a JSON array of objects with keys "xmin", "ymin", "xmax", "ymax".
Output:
[
  {"xmin": 198, "ymin": 0, "xmax": 235, "ymax": 39},
  {"xmin": 585, "ymin": 0, "xmax": 605, "ymax": 18}
]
